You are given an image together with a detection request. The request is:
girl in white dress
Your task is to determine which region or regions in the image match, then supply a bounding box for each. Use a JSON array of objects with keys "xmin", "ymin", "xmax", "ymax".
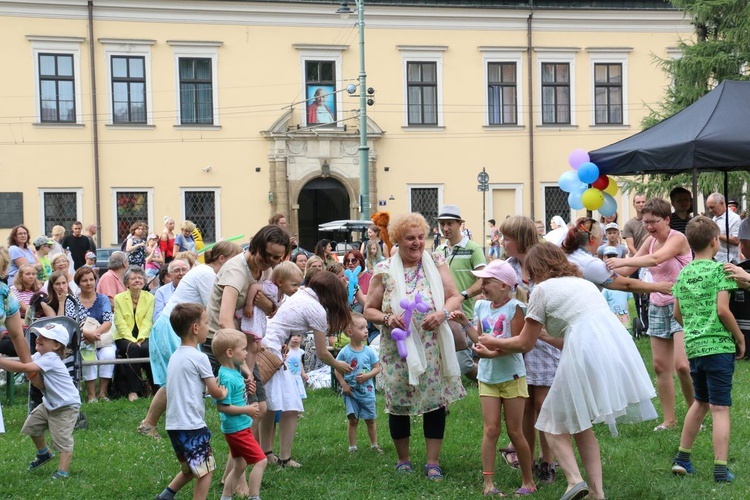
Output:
[{"xmin": 479, "ymin": 243, "xmax": 657, "ymax": 500}]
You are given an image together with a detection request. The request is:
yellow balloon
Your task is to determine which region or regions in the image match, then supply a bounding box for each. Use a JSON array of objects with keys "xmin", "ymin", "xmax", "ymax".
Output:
[
  {"xmin": 582, "ymin": 188, "xmax": 605, "ymax": 211},
  {"xmin": 603, "ymin": 179, "xmax": 619, "ymax": 196}
]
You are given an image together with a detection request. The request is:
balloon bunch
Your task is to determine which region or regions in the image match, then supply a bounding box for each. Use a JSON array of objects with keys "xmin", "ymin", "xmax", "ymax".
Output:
[
  {"xmin": 390, "ymin": 293, "xmax": 430, "ymax": 359},
  {"xmin": 558, "ymin": 149, "xmax": 619, "ymax": 216}
]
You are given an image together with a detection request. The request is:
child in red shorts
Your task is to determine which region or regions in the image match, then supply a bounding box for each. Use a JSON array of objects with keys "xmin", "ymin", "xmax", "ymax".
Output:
[{"xmin": 212, "ymin": 329, "xmax": 267, "ymax": 500}]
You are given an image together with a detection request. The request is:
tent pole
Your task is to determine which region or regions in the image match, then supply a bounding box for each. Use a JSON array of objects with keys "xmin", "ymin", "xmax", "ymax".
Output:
[
  {"xmin": 724, "ymin": 171, "xmax": 730, "ymax": 262},
  {"xmin": 691, "ymin": 168, "xmax": 698, "ymax": 216}
]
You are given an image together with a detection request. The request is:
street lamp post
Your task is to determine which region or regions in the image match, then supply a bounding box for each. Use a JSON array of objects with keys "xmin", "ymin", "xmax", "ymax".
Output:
[{"xmin": 337, "ymin": 1, "xmax": 370, "ymax": 220}]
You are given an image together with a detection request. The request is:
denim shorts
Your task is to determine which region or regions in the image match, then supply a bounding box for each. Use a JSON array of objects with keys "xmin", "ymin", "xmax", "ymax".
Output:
[
  {"xmin": 690, "ymin": 353, "xmax": 735, "ymax": 407},
  {"xmin": 647, "ymin": 303, "xmax": 682, "ymax": 339}
]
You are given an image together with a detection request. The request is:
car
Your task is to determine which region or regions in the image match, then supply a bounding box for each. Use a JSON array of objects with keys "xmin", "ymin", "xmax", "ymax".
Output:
[{"xmin": 96, "ymin": 246, "xmax": 120, "ymax": 270}]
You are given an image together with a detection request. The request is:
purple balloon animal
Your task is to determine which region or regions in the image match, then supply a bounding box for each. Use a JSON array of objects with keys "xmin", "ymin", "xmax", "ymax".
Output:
[{"xmin": 391, "ymin": 293, "xmax": 431, "ymax": 359}]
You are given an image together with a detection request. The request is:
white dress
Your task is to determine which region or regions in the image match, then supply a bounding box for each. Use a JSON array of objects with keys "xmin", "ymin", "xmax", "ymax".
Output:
[{"xmin": 528, "ymin": 277, "xmax": 657, "ymax": 436}]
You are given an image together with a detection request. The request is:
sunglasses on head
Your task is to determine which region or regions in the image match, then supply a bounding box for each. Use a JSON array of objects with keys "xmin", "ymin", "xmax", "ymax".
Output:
[{"xmin": 578, "ymin": 218, "xmax": 596, "ymax": 233}]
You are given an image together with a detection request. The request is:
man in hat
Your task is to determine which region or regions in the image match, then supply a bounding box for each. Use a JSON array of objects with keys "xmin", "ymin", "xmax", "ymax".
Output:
[
  {"xmin": 727, "ymin": 199, "xmax": 739, "ymax": 213},
  {"xmin": 435, "ymin": 205, "xmax": 486, "ymax": 380},
  {"xmin": 33, "ymin": 236, "xmax": 55, "ymax": 282}
]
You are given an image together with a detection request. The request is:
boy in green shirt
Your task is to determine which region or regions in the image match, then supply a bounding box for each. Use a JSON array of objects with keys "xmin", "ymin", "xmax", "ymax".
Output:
[
  {"xmin": 671, "ymin": 216, "xmax": 745, "ymax": 482},
  {"xmin": 32, "ymin": 237, "xmax": 54, "ymax": 282}
]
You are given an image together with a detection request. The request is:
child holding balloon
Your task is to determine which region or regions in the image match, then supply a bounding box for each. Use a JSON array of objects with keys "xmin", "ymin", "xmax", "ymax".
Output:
[
  {"xmin": 334, "ymin": 312, "xmax": 383, "ymax": 454},
  {"xmin": 451, "ymin": 260, "xmax": 536, "ymax": 496}
]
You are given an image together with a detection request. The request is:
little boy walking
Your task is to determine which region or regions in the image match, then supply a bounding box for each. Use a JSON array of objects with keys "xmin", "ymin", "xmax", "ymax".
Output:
[
  {"xmin": 156, "ymin": 303, "xmax": 227, "ymax": 500},
  {"xmin": 0, "ymin": 322, "xmax": 81, "ymax": 479},
  {"xmin": 671, "ymin": 216, "xmax": 745, "ymax": 482},
  {"xmin": 212, "ymin": 329, "xmax": 267, "ymax": 500},
  {"xmin": 334, "ymin": 313, "xmax": 382, "ymax": 454}
]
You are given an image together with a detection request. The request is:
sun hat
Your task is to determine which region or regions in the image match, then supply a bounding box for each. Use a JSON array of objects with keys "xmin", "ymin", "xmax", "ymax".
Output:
[
  {"xmin": 436, "ymin": 205, "xmax": 464, "ymax": 222},
  {"xmin": 30, "ymin": 322, "xmax": 69, "ymax": 346},
  {"xmin": 604, "ymin": 223, "xmax": 620, "ymax": 231},
  {"xmin": 603, "ymin": 246, "xmax": 619, "ymax": 257},
  {"xmin": 471, "ymin": 260, "xmax": 517, "ymax": 288},
  {"xmin": 33, "ymin": 236, "xmax": 55, "ymax": 247}
]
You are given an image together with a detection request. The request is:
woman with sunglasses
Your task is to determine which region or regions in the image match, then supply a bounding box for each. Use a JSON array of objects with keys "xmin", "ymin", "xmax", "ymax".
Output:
[
  {"xmin": 343, "ymin": 250, "xmax": 370, "ymax": 306},
  {"xmin": 604, "ymin": 198, "xmax": 693, "ymax": 432}
]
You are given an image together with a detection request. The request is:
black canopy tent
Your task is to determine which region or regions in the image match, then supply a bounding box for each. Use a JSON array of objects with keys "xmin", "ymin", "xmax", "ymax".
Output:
[{"xmin": 589, "ymin": 80, "xmax": 750, "ymax": 261}]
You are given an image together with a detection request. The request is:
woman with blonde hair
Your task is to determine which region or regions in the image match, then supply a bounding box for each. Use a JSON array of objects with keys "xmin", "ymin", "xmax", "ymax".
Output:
[
  {"xmin": 303, "ymin": 255, "xmax": 324, "ymax": 285},
  {"xmin": 0, "ymin": 247, "xmax": 34, "ymax": 363},
  {"xmin": 159, "ymin": 216, "xmax": 176, "ymax": 264},
  {"xmin": 125, "ymin": 221, "xmax": 148, "ymax": 268},
  {"xmin": 173, "ymin": 220, "xmax": 196, "ymax": 256},
  {"xmin": 10, "ymin": 264, "xmax": 42, "ymax": 320},
  {"xmin": 45, "ymin": 253, "xmax": 80, "ymax": 295}
]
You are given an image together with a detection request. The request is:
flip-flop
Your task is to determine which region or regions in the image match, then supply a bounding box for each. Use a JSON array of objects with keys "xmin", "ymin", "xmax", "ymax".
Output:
[
  {"xmin": 653, "ymin": 424, "xmax": 675, "ymax": 432},
  {"xmin": 561, "ymin": 481, "xmax": 589, "ymax": 500},
  {"xmin": 515, "ymin": 485, "xmax": 537, "ymax": 496},
  {"xmin": 395, "ymin": 461, "xmax": 413, "ymax": 473},
  {"xmin": 501, "ymin": 450, "xmax": 520, "ymax": 469}
]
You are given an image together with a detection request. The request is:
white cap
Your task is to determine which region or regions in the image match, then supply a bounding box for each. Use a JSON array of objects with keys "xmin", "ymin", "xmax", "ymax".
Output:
[
  {"xmin": 603, "ymin": 246, "xmax": 619, "ymax": 257},
  {"xmin": 604, "ymin": 222, "xmax": 620, "ymax": 231},
  {"xmin": 30, "ymin": 322, "xmax": 69, "ymax": 346}
]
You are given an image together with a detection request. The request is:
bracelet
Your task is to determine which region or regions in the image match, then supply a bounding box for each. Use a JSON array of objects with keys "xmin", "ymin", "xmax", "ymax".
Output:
[
  {"xmin": 383, "ymin": 313, "xmax": 391, "ymax": 325},
  {"xmin": 442, "ymin": 309, "xmax": 450, "ymax": 320},
  {"xmin": 462, "ymin": 323, "xmax": 473, "ymax": 332}
]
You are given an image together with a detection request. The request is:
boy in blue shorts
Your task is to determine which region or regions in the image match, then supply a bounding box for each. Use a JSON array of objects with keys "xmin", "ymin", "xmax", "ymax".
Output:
[
  {"xmin": 334, "ymin": 313, "xmax": 382, "ymax": 454},
  {"xmin": 212, "ymin": 328, "xmax": 267, "ymax": 500},
  {"xmin": 671, "ymin": 216, "xmax": 745, "ymax": 482},
  {"xmin": 156, "ymin": 303, "xmax": 227, "ymax": 500}
]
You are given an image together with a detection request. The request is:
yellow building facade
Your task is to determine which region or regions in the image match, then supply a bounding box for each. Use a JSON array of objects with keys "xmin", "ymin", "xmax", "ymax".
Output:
[{"xmin": 0, "ymin": 0, "xmax": 692, "ymax": 249}]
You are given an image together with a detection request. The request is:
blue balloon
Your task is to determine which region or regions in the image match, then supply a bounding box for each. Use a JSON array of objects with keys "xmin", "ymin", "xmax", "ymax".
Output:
[
  {"xmin": 577, "ymin": 162, "xmax": 600, "ymax": 184},
  {"xmin": 599, "ymin": 192, "xmax": 617, "ymax": 217},
  {"xmin": 558, "ymin": 170, "xmax": 582, "ymax": 193},
  {"xmin": 568, "ymin": 188, "xmax": 585, "ymax": 210}
]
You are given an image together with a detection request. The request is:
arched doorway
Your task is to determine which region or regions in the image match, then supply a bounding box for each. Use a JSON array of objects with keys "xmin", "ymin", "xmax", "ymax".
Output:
[{"xmin": 298, "ymin": 177, "xmax": 350, "ymax": 250}]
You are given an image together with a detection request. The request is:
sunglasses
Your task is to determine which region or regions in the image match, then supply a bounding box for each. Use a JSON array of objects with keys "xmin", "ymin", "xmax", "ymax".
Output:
[
  {"xmin": 344, "ymin": 258, "xmax": 359, "ymax": 264},
  {"xmin": 578, "ymin": 218, "xmax": 596, "ymax": 233}
]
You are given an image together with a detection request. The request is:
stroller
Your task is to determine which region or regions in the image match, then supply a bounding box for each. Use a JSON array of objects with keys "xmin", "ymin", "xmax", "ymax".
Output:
[
  {"xmin": 630, "ymin": 268, "xmax": 651, "ymax": 340},
  {"xmin": 25, "ymin": 315, "xmax": 85, "ymax": 427}
]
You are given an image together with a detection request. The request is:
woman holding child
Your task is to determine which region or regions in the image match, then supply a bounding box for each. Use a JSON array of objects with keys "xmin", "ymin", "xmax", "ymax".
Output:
[
  {"xmin": 364, "ymin": 212, "xmax": 465, "ymax": 480},
  {"xmin": 479, "ymin": 242, "xmax": 657, "ymax": 500}
]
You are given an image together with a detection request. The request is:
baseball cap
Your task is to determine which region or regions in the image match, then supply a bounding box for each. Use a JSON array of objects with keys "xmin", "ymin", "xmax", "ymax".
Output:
[
  {"xmin": 436, "ymin": 205, "xmax": 464, "ymax": 222},
  {"xmin": 33, "ymin": 236, "xmax": 55, "ymax": 247},
  {"xmin": 603, "ymin": 246, "xmax": 619, "ymax": 257},
  {"xmin": 471, "ymin": 260, "xmax": 517, "ymax": 288},
  {"xmin": 85, "ymin": 251, "xmax": 96, "ymax": 259},
  {"xmin": 30, "ymin": 322, "xmax": 70, "ymax": 346},
  {"xmin": 604, "ymin": 223, "xmax": 619, "ymax": 231}
]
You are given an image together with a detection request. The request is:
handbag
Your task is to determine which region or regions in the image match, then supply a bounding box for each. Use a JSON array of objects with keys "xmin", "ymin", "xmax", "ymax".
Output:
[
  {"xmin": 256, "ymin": 346, "xmax": 284, "ymax": 384},
  {"xmin": 82, "ymin": 316, "xmax": 115, "ymax": 348}
]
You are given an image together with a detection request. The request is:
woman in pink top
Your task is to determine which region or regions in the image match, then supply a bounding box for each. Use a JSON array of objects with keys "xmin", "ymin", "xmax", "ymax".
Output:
[{"xmin": 606, "ymin": 198, "xmax": 693, "ymax": 431}]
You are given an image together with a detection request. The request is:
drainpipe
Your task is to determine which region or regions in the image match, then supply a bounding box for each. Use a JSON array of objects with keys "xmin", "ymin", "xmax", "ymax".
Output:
[
  {"xmin": 88, "ymin": 1, "xmax": 102, "ymax": 247},
  {"xmin": 527, "ymin": 9, "xmax": 535, "ymax": 219}
]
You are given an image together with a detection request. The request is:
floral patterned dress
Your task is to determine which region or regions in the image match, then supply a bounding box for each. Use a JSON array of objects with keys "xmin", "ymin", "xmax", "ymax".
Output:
[{"xmin": 374, "ymin": 253, "xmax": 465, "ymax": 415}]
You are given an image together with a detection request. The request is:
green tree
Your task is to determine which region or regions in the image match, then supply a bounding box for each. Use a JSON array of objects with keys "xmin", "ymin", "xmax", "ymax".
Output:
[{"xmin": 619, "ymin": 0, "xmax": 750, "ymax": 204}]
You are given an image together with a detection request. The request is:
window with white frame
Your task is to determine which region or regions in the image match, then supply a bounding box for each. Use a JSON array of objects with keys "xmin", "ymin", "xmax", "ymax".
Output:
[
  {"xmin": 536, "ymin": 48, "xmax": 578, "ymax": 126},
  {"xmin": 182, "ymin": 189, "xmax": 220, "ymax": 242},
  {"xmin": 101, "ymin": 39, "xmax": 154, "ymax": 125},
  {"xmin": 168, "ymin": 41, "xmax": 222, "ymax": 126},
  {"xmin": 488, "ymin": 62, "xmax": 517, "ymax": 125},
  {"xmin": 588, "ymin": 48, "xmax": 630, "ymax": 126},
  {"xmin": 114, "ymin": 190, "xmax": 152, "ymax": 242},
  {"xmin": 40, "ymin": 189, "xmax": 82, "ymax": 235},
  {"xmin": 294, "ymin": 45, "xmax": 346, "ymax": 128},
  {"xmin": 28, "ymin": 36, "xmax": 85, "ymax": 124},
  {"xmin": 399, "ymin": 46, "xmax": 446, "ymax": 127},
  {"xmin": 407, "ymin": 185, "xmax": 443, "ymax": 230}
]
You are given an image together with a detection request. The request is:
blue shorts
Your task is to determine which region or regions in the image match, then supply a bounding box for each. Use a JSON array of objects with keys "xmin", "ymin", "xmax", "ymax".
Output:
[
  {"xmin": 344, "ymin": 393, "xmax": 376, "ymax": 420},
  {"xmin": 167, "ymin": 427, "xmax": 216, "ymax": 478},
  {"xmin": 690, "ymin": 353, "xmax": 735, "ymax": 407}
]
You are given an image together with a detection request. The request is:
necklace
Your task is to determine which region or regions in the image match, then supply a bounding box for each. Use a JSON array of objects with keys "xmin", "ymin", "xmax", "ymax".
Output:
[
  {"xmin": 491, "ymin": 297, "xmax": 511, "ymax": 309},
  {"xmin": 405, "ymin": 259, "xmax": 423, "ymax": 294}
]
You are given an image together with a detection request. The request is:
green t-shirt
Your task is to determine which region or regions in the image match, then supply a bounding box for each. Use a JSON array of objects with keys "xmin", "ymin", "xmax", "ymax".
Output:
[
  {"xmin": 672, "ymin": 259, "xmax": 738, "ymax": 359},
  {"xmin": 37, "ymin": 256, "xmax": 52, "ymax": 282},
  {"xmin": 436, "ymin": 238, "xmax": 486, "ymax": 319}
]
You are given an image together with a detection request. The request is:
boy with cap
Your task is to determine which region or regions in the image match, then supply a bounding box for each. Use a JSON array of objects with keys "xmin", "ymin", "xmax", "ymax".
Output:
[
  {"xmin": 435, "ymin": 204, "xmax": 486, "ymax": 380},
  {"xmin": 32, "ymin": 236, "xmax": 55, "ymax": 282},
  {"xmin": 597, "ymin": 223, "xmax": 628, "ymax": 259},
  {"xmin": 0, "ymin": 322, "xmax": 81, "ymax": 479}
]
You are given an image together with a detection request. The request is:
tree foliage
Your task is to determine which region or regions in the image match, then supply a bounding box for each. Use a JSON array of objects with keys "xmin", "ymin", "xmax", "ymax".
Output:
[{"xmin": 621, "ymin": 0, "xmax": 750, "ymax": 202}]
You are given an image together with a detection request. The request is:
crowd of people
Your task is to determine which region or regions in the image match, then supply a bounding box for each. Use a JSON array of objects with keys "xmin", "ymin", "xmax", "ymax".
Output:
[{"xmin": 0, "ymin": 195, "xmax": 748, "ymax": 499}]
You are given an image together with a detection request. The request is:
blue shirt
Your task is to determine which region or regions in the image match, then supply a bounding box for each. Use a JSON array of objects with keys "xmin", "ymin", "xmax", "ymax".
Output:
[
  {"xmin": 473, "ymin": 298, "xmax": 527, "ymax": 385},
  {"xmin": 336, "ymin": 344, "xmax": 378, "ymax": 400},
  {"xmin": 217, "ymin": 365, "xmax": 252, "ymax": 434}
]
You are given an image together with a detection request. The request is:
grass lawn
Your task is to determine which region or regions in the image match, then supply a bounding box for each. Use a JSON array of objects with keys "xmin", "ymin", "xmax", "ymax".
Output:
[{"xmin": 1, "ymin": 338, "xmax": 749, "ymax": 499}]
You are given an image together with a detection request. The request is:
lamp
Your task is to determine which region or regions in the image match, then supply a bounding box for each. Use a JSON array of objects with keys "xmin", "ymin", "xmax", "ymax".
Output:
[
  {"xmin": 384, "ymin": 166, "xmax": 390, "ymax": 172},
  {"xmin": 268, "ymin": 191, "xmax": 274, "ymax": 203},
  {"xmin": 255, "ymin": 167, "xmax": 261, "ymax": 173},
  {"xmin": 336, "ymin": 0, "xmax": 369, "ymax": 220},
  {"xmin": 389, "ymin": 194, "xmax": 395, "ymax": 201}
]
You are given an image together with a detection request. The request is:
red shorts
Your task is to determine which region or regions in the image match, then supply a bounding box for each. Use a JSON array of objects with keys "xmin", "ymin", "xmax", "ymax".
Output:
[{"xmin": 225, "ymin": 428, "xmax": 266, "ymax": 465}]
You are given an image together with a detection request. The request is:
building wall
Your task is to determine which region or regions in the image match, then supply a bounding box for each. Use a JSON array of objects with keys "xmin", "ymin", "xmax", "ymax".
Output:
[{"xmin": 0, "ymin": 0, "xmax": 692, "ymax": 247}]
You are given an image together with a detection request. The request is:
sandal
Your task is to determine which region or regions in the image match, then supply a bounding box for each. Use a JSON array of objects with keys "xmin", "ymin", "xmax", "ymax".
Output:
[
  {"xmin": 483, "ymin": 487, "xmax": 507, "ymax": 496},
  {"xmin": 514, "ymin": 485, "xmax": 537, "ymax": 496},
  {"xmin": 277, "ymin": 457, "xmax": 301, "ymax": 468},
  {"xmin": 500, "ymin": 449, "xmax": 520, "ymax": 469},
  {"xmin": 424, "ymin": 464, "xmax": 444, "ymax": 481},
  {"xmin": 371, "ymin": 445, "xmax": 384, "ymax": 455},
  {"xmin": 395, "ymin": 461, "xmax": 413, "ymax": 473},
  {"xmin": 653, "ymin": 424, "xmax": 675, "ymax": 432},
  {"xmin": 264, "ymin": 451, "xmax": 278, "ymax": 465},
  {"xmin": 136, "ymin": 422, "xmax": 161, "ymax": 439}
]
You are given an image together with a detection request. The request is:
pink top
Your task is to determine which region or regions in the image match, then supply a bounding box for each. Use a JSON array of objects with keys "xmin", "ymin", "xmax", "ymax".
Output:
[{"xmin": 648, "ymin": 229, "xmax": 692, "ymax": 306}]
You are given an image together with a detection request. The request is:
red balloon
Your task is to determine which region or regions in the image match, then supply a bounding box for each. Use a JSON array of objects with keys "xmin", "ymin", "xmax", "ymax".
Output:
[{"xmin": 592, "ymin": 174, "xmax": 610, "ymax": 191}]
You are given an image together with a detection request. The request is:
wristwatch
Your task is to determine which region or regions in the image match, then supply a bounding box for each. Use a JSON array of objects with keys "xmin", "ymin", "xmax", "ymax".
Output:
[{"xmin": 460, "ymin": 290, "xmax": 470, "ymax": 301}]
